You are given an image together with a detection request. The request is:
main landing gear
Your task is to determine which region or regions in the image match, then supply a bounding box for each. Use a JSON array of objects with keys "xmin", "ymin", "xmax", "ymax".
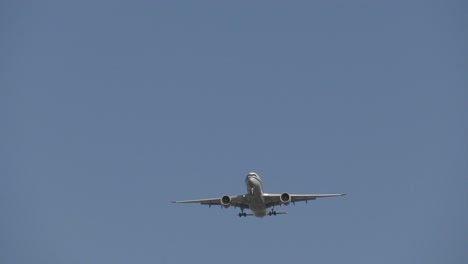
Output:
[
  {"xmin": 268, "ymin": 207, "xmax": 277, "ymax": 216},
  {"xmin": 238, "ymin": 208, "xmax": 247, "ymax": 217}
]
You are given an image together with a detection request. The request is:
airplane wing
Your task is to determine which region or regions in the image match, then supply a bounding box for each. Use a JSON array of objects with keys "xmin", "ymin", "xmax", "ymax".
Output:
[
  {"xmin": 172, "ymin": 195, "xmax": 249, "ymax": 209},
  {"xmin": 264, "ymin": 193, "xmax": 346, "ymax": 208}
]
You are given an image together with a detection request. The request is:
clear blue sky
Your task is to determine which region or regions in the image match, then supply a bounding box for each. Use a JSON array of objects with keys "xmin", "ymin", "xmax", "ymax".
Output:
[{"xmin": 2, "ymin": 1, "xmax": 467, "ymax": 263}]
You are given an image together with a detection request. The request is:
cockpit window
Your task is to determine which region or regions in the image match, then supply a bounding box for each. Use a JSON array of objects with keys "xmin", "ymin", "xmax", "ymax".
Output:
[{"xmin": 245, "ymin": 172, "xmax": 262, "ymax": 183}]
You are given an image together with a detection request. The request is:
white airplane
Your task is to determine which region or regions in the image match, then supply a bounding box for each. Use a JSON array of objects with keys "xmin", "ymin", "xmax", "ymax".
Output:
[{"xmin": 172, "ymin": 172, "xmax": 346, "ymax": 217}]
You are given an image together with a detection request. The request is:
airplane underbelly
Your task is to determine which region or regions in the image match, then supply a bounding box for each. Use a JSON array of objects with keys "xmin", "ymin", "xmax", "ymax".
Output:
[
  {"xmin": 252, "ymin": 209, "xmax": 267, "ymax": 217},
  {"xmin": 249, "ymin": 195, "xmax": 266, "ymax": 217}
]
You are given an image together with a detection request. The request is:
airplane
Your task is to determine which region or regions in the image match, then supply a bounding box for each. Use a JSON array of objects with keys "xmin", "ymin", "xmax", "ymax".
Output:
[{"xmin": 172, "ymin": 172, "xmax": 346, "ymax": 217}]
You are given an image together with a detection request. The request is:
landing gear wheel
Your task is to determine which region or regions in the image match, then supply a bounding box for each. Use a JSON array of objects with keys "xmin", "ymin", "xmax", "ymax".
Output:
[
  {"xmin": 239, "ymin": 209, "xmax": 247, "ymax": 217},
  {"xmin": 268, "ymin": 207, "xmax": 277, "ymax": 216}
]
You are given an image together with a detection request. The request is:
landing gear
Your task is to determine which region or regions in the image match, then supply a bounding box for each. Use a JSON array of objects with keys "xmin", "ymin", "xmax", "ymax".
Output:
[
  {"xmin": 268, "ymin": 207, "xmax": 277, "ymax": 216},
  {"xmin": 238, "ymin": 208, "xmax": 247, "ymax": 217},
  {"xmin": 250, "ymin": 186, "xmax": 254, "ymax": 195}
]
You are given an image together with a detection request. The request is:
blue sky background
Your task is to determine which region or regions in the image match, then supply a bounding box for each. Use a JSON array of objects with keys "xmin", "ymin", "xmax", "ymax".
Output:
[{"xmin": 2, "ymin": 1, "xmax": 467, "ymax": 263}]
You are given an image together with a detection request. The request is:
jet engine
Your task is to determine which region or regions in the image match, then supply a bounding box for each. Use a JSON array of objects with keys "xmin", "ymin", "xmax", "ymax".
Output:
[
  {"xmin": 221, "ymin": 195, "xmax": 231, "ymax": 208},
  {"xmin": 280, "ymin": 192, "xmax": 291, "ymax": 205}
]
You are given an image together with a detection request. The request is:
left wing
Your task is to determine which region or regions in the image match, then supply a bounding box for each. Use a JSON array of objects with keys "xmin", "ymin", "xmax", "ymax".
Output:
[
  {"xmin": 172, "ymin": 195, "xmax": 249, "ymax": 209},
  {"xmin": 264, "ymin": 193, "xmax": 346, "ymax": 208}
]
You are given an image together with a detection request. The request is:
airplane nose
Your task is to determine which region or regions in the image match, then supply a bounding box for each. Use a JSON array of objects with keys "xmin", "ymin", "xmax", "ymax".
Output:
[
  {"xmin": 247, "ymin": 176, "xmax": 257, "ymax": 184},
  {"xmin": 245, "ymin": 176, "xmax": 254, "ymax": 184}
]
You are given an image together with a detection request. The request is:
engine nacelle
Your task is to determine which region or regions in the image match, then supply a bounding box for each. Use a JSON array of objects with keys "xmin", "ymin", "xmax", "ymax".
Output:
[
  {"xmin": 280, "ymin": 192, "xmax": 291, "ymax": 205},
  {"xmin": 221, "ymin": 195, "xmax": 231, "ymax": 208}
]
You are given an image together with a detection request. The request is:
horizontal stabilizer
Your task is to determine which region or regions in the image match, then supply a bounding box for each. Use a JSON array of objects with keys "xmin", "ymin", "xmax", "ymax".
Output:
[{"xmin": 268, "ymin": 211, "xmax": 288, "ymax": 216}]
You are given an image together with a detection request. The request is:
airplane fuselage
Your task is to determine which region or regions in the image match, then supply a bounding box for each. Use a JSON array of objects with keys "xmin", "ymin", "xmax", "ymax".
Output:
[{"xmin": 245, "ymin": 173, "xmax": 267, "ymax": 217}]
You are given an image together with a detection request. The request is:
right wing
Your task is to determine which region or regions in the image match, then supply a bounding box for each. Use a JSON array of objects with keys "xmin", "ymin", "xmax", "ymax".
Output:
[
  {"xmin": 264, "ymin": 193, "xmax": 347, "ymax": 208},
  {"xmin": 172, "ymin": 194, "xmax": 249, "ymax": 209}
]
